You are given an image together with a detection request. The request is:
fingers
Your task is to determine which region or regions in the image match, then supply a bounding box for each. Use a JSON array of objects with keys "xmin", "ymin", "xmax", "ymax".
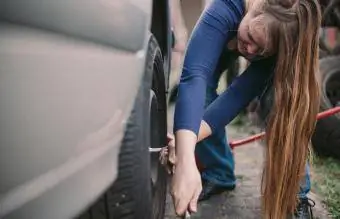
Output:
[
  {"xmin": 171, "ymin": 181, "xmax": 189, "ymax": 216},
  {"xmin": 166, "ymin": 162, "xmax": 175, "ymax": 175},
  {"xmin": 172, "ymin": 186, "xmax": 201, "ymax": 216},
  {"xmin": 167, "ymin": 132, "xmax": 175, "ymax": 143},
  {"xmin": 167, "ymin": 133, "xmax": 176, "ymax": 165},
  {"xmin": 173, "ymin": 193, "xmax": 198, "ymax": 216},
  {"xmin": 189, "ymin": 186, "xmax": 201, "ymax": 213},
  {"xmin": 159, "ymin": 147, "xmax": 168, "ymax": 163},
  {"xmin": 158, "ymin": 146, "xmax": 175, "ymax": 174},
  {"xmin": 166, "ymin": 132, "xmax": 176, "ymax": 174},
  {"xmin": 173, "ymin": 194, "xmax": 190, "ymax": 216}
]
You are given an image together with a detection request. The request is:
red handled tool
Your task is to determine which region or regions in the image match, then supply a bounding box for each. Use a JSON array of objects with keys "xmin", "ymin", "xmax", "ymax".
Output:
[{"xmin": 229, "ymin": 106, "xmax": 340, "ymax": 149}]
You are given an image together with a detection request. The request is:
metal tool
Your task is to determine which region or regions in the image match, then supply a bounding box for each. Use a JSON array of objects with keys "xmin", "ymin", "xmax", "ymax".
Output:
[
  {"xmin": 149, "ymin": 147, "xmax": 163, "ymax": 153},
  {"xmin": 175, "ymin": 210, "xmax": 191, "ymax": 218},
  {"xmin": 229, "ymin": 106, "xmax": 340, "ymax": 149},
  {"xmin": 183, "ymin": 210, "xmax": 191, "ymax": 218}
]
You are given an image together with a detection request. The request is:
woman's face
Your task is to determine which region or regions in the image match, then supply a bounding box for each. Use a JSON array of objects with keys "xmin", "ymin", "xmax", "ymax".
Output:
[{"xmin": 237, "ymin": 11, "xmax": 274, "ymax": 60}]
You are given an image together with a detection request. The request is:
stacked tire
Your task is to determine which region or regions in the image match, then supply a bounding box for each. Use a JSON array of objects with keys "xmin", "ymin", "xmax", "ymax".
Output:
[
  {"xmin": 253, "ymin": 55, "xmax": 340, "ymax": 161},
  {"xmin": 312, "ymin": 56, "xmax": 340, "ymax": 160}
]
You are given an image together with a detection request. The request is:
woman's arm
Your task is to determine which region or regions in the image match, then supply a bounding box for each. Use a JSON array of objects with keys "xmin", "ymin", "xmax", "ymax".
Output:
[
  {"xmin": 174, "ymin": 0, "xmax": 244, "ymax": 161},
  {"xmin": 196, "ymin": 59, "xmax": 275, "ymax": 143},
  {"xmin": 203, "ymin": 59, "xmax": 274, "ymax": 132},
  {"xmin": 171, "ymin": 60, "xmax": 274, "ymax": 166},
  {"xmin": 170, "ymin": 58, "xmax": 275, "ymax": 216}
]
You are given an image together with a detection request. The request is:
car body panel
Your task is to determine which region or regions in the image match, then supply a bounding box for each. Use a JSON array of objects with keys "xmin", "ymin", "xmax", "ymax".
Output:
[
  {"xmin": 0, "ymin": 0, "xmax": 151, "ymax": 52},
  {"xmin": 0, "ymin": 0, "xmax": 152, "ymax": 217}
]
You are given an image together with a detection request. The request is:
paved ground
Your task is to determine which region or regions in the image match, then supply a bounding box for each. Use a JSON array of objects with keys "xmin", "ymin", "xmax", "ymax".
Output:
[{"xmin": 165, "ymin": 106, "xmax": 330, "ymax": 219}]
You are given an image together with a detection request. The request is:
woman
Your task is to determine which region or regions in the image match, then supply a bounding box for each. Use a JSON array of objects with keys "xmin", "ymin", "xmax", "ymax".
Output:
[{"xmin": 171, "ymin": 0, "xmax": 321, "ymax": 218}]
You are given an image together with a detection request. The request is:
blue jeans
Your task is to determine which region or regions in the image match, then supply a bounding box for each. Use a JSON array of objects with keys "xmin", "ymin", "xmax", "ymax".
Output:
[
  {"xmin": 195, "ymin": 86, "xmax": 236, "ymax": 188},
  {"xmin": 194, "ymin": 81, "xmax": 311, "ymax": 198}
]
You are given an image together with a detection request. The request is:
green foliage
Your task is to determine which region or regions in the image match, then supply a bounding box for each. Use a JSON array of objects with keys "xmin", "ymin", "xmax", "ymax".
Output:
[{"xmin": 312, "ymin": 156, "xmax": 340, "ymax": 218}]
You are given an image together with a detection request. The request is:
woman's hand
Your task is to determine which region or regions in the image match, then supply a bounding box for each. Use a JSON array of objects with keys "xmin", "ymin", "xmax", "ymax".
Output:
[
  {"xmin": 159, "ymin": 133, "xmax": 177, "ymax": 174},
  {"xmin": 170, "ymin": 130, "xmax": 202, "ymax": 216},
  {"xmin": 167, "ymin": 133, "xmax": 176, "ymax": 169},
  {"xmin": 171, "ymin": 157, "xmax": 202, "ymax": 216}
]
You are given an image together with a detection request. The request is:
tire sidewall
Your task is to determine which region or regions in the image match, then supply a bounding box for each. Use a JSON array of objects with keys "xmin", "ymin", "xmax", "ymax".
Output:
[{"xmin": 312, "ymin": 56, "xmax": 340, "ymax": 159}]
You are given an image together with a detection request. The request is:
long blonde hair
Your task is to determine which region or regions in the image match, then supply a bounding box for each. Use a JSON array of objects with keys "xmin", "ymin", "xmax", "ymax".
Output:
[{"xmin": 257, "ymin": 0, "xmax": 322, "ymax": 218}]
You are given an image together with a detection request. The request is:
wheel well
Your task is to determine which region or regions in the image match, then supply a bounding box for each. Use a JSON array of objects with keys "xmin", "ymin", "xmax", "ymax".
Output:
[{"xmin": 151, "ymin": 0, "xmax": 171, "ymax": 89}]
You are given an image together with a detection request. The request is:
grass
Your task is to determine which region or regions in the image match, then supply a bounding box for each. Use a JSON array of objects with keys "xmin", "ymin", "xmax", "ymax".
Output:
[
  {"xmin": 312, "ymin": 156, "xmax": 340, "ymax": 218},
  {"xmin": 230, "ymin": 113, "xmax": 248, "ymax": 126},
  {"xmin": 230, "ymin": 115, "xmax": 245, "ymax": 126}
]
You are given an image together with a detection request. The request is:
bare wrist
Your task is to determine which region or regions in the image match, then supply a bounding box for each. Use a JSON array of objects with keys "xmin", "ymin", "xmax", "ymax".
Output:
[
  {"xmin": 176, "ymin": 152, "xmax": 196, "ymax": 167},
  {"xmin": 175, "ymin": 129, "xmax": 197, "ymax": 164}
]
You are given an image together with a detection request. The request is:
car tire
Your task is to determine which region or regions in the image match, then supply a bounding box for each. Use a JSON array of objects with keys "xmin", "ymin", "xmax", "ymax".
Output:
[
  {"xmin": 311, "ymin": 56, "xmax": 340, "ymax": 160},
  {"xmin": 331, "ymin": 45, "xmax": 340, "ymax": 56},
  {"xmin": 77, "ymin": 34, "xmax": 168, "ymax": 219}
]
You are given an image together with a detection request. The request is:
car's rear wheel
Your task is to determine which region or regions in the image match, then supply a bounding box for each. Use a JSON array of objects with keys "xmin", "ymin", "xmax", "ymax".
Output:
[
  {"xmin": 77, "ymin": 34, "xmax": 167, "ymax": 219},
  {"xmin": 312, "ymin": 56, "xmax": 340, "ymax": 160}
]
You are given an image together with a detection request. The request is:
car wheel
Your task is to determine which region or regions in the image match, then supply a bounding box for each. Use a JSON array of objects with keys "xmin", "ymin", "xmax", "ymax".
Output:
[
  {"xmin": 77, "ymin": 34, "xmax": 168, "ymax": 219},
  {"xmin": 149, "ymin": 34, "xmax": 168, "ymax": 219},
  {"xmin": 312, "ymin": 56, "xmax": 340, "ymax": 160}
]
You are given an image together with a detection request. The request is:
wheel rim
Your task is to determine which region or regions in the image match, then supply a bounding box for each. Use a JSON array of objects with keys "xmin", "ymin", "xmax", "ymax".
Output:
[
  {"xmin": 149, "ymin": 88, "xmax": 167, "ymax": 219},
  {"xmin": 149, "ymin": 90, "xmax": 160, "ymax": 189},
  {"xmin": 324, "ymin": 69, "xmax": 340, "ymax": 107},
  {"xmin": 148, "ymin": 37, "xmax": 168, "ymax": 219}
]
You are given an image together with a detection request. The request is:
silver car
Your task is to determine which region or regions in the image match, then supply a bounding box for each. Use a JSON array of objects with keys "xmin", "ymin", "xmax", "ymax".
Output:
[{"xmin": 0, "ymin": 1, "xmax": 171, "ymax": 219}]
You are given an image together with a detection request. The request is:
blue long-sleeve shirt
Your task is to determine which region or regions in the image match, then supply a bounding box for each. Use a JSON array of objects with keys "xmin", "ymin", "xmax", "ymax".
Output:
[{"xmin": 173, "ymin": 0, "xmax": 275, "ymax": 135}]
